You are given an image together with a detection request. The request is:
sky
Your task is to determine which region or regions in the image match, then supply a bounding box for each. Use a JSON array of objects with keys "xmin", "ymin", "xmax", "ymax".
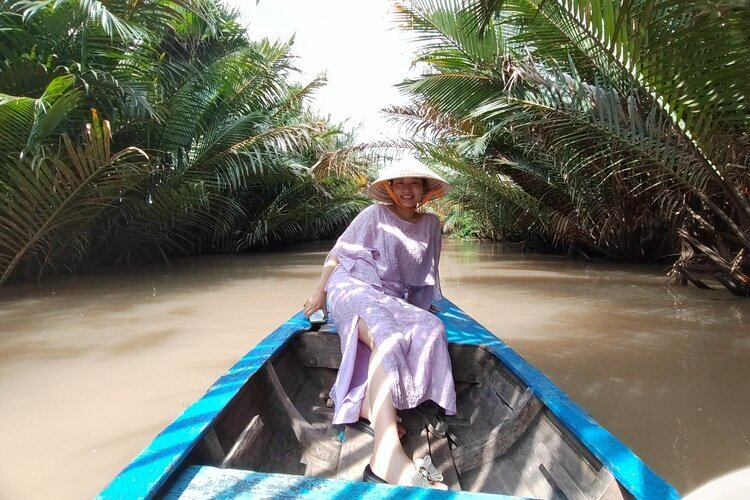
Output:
[{"xmin": 224, "ymin": 0, "xmax": 422, "ymax": 142}]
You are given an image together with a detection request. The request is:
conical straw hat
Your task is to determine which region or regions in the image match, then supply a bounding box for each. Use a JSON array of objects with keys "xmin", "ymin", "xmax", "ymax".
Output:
[{"xmin": 367, "ymin": 156, "xmax": 450, "ymax": 204}]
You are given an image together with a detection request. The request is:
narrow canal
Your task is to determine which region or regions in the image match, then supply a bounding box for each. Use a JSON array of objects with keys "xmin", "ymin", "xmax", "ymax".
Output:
[{"xmin": 1, "ymin": 241, "xmax": 748, "ymax": 498}]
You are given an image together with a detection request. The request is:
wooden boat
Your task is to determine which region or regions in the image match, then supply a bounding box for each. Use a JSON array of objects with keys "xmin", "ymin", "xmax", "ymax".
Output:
[{"xmin": 99, "ymin": 299, "xmax": 678, "ymax": 499}]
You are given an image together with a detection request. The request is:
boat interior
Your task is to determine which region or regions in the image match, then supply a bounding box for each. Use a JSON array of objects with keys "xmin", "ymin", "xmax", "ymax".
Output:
[{"xmin": 174, "ymin": 328, "xmax": 632, "ymax": 499}]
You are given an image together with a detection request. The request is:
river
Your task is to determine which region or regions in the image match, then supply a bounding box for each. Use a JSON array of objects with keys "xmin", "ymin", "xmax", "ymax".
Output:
[{"xmin": 1, "ymin": 240, "xmax": 748, "ymax": 498}]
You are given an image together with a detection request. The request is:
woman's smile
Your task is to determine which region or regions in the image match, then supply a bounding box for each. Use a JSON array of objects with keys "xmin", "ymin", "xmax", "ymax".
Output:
[{"xmin": 391, "ymin": 177, "xmax": 425, "ymax": 208}]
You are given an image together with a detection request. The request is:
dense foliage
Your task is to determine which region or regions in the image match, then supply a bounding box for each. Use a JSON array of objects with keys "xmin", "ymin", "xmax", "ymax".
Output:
[
  {"xmin": 389, "ymin": 0, "xmax": 750, "ymax": 295},
  {"xmin": 0, "ymin": 0, "xmax": 368, "ymax": 285}
]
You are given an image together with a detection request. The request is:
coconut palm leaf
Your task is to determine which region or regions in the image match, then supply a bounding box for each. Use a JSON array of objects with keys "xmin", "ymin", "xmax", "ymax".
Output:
[
  {"xmin": 395, "ymin": 0, "xmax": 505, "ymax": 73},
  {"xmin": 236, "ymin": 176, "xmax": 369, "ymax": 248},
  {"xmin": 465, "ymin": 0, "xmax": 750, "ymax": 219},
  {"xmin": 0, "ymin": 0, "xmax": 373, "ymax": 285},
  {"xmin": 10, "ymin": 0, "xmax": 222, "ymax": 42},
  {"xmin": 0, "ymin": 112, "xmax": 149, "ymax": 284},
  {"xmin": 392, "ymin": 0, "xmax": 747, "ymax": 284}
]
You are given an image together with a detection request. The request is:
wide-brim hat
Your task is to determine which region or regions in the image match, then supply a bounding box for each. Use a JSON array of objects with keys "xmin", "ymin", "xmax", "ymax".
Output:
[{"xmin": 367, "ymin": 156, "xmax": 451, "ymax": 204}]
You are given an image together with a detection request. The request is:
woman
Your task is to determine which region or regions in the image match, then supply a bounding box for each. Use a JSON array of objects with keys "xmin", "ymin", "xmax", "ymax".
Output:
[{"xmin": 303, "ymin": 157, "xmax": 456, "ymax": 489}]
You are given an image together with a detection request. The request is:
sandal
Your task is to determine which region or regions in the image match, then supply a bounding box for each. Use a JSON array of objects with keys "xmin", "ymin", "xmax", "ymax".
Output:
[
  {"xmin": 363, "ymin": 464, "xmax": 386, "ymax": 483},
  {"xmin": 413, "ymin": 455, "xmax": 444, "ymax": 486},
  {"xmin": 347, "ymin": 417, "xmax": 407, "ymax": 441},
  {"xmin": 347, "ymin": 418, "xmax": 374, "ymax": 437},
  {"xmin": 362, "ymin": 456, "xmax": 444, "ymax": 488}
]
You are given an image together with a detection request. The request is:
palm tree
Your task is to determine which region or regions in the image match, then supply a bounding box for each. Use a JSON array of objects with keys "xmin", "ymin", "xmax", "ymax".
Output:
[
  {"xmin": 0, "ymin": 0, "xmax": 369, "ymax": 285},
  {"xmin": 0, "ymin": 111, "xmax": 150, "ymax": 284},
  {"xmin": 390, "ymin": 0, "xmax": 749, "ymax": 294}
]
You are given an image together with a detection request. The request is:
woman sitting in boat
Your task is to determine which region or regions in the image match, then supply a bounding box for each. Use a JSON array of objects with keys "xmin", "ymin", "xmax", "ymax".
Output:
[{"xmin": 303, "ymin": 156, "xmax": 456, "ymax": 489}]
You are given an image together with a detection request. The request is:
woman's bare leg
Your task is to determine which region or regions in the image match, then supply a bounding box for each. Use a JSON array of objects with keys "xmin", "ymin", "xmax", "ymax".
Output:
[
  {"xmin": 357, "ymin": 318, "xmax": 446, "ymax": 489},
  {"xmin": 358, "ymin": 375, "xmax": 405, "ymax": 439}
]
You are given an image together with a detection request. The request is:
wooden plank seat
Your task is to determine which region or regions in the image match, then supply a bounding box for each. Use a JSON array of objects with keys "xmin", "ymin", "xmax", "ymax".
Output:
[{"xmin": 163, "ymin": 466, "xmax": 505, "ymax": 499}]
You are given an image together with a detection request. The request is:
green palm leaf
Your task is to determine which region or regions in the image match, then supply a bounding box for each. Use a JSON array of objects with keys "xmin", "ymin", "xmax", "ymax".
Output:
[{"xmin": 0, "ymin": 112, "xmax": 149, "ymax": 284}]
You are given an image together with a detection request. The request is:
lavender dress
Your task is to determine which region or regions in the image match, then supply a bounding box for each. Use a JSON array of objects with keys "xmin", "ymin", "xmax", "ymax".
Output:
[{"xmin": 325, "ymin": 204, "xmax": 457, "ymax": 425}]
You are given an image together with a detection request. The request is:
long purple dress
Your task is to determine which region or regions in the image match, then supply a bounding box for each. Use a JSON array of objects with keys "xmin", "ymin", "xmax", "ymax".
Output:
[{"xmin": 325, "ymin": 204, "xmax": 457, "ymax": 425}]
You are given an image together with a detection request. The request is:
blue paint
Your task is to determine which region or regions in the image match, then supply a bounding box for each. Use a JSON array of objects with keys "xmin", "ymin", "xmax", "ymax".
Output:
[
  {"xmin": 435, "ymin": 298, "xmax": 680, "ymax": 500},
  {"xmin": 97, "ymin": 312, "xmax": 310, "ymax": 499},
  {"xmin": 165, "ymin": 466, "xmax": 511, "ymax": 499},
  {"xmin": 99, "ymin": 300, "xmax": 679, "ymax": 499}
]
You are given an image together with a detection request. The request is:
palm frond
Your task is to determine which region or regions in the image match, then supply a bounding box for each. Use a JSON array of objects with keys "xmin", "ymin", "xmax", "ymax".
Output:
[
  {"xmin": 0, "ymin": 75, "xmax": 82, "ymax": 157},
  {"xmin": 0, "ymin": 112, "xmax": 149, "ymax": 284}
]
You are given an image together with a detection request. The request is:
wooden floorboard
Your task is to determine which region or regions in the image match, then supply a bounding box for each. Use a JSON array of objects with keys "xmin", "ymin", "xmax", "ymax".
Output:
[
  {"xmin": 534, "ymin": 441, "xmax": 588, "ymax": 500},
  {"xmin": 487, "ymin": 368, "xmax": 523, "ymax": 408},
  {"xmin": 262, "ymin": 364, "xmax": 341, "ymax": 465},
  {"xmin": 533, "ymin": 415, "xmax": 600, "ymax": 488},
  {"xmin": 336, "ymin": 426, "xmax": 372, "ymax": 481},
  {"xmin": 409, "ymin": 428, "xmax": 432, "ymax": 477},
  {"xmin": 504, "ymin": 420, "xmax": 563, "ymax": 500},
  {"xmin": 587, "ymin": 466, "xmax": 623, "ymax": 500}
]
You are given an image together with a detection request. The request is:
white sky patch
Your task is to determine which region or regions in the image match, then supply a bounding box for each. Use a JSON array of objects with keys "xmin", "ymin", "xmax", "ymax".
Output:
[{"xmin": 224, "ymin": 0, "xmax": 422, "ymax": 142}]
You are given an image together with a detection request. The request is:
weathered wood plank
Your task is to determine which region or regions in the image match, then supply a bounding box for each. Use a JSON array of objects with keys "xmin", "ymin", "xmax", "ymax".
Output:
[
  {"xmin": 426, "ymin": 432, "xmax": 461, "ymax": 491},
  {"xmin": 301, "ymin": 451, "xmax": 339, "ymax": 478},
  {"xmin": 507, "ymin": 448, "xmax": 561, "ymax": 500},
  {"xmin": 200, "ymin": 428, "xmax": 225, "ymax": 464},
  {"xmin": 449, "ymin": 344, "xmax": 493, "ymax": 383},
  {"xmin": 220, "ymin": 415, "xmax": 264, "ymax": 469},
  {"xmin": 452, "ymin": 388, "xmax": 543, "ymax": 474},
  {"xmin": 272, "ymin": 350, "xmax": 308, "ymax": 403},
  {"xmin": 290, "ymin": 332, "xmax": 342, "ymax": 369},
  {"xmin": 534, "ymin": 441, "xmax": 588, "ymax": 500},
  {"xmin": 336, "ymin": 425, "xmax": 373, "ymax": 481},
  {"xmin": 458, "ymin": 457, "xmax": 521, "ymax": 495},
  {"xmin": 472, "ymin": 384, "xmax": 513, "ymax": 430},
  {"xmin": 487, "ymin": 369, "xmax": 523, "ymax": 408},
  {"xmin": 262, "ymin": 364, "xmax": 341, "ymax": 464},
  {"xmin": 288, "ymin": 373, "xmax": 332, "ymax": 434},
  {"xmin": 587, "ymin": 466, "xmax": 624, "ymax": 500},
  {"xmin": 533, "ymin": 414, "xmax": 601, "ymax": 488},
  {"xmin": 502, "ymin": 416, "xmax": 567, "ymax": 499}
]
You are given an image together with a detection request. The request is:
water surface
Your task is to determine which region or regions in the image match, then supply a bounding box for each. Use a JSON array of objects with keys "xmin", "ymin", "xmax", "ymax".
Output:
[{"xmin": 1, "ymin": 240, "xmax": 748, "ymax": 498}]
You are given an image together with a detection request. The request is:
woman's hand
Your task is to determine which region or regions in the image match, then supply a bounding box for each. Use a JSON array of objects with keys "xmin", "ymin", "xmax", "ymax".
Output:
[{"xmin": 303, "ymin": 288, "xmax": 327, "ymax": 317}]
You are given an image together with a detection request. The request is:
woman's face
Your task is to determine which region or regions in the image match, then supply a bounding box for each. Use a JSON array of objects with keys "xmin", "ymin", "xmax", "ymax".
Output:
[{"xmin": 391, "ymin": 177, "xmax": 426, "ymax": 208}]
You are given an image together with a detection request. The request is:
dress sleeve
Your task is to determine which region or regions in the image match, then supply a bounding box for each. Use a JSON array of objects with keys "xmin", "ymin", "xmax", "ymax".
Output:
[{"xmin": 328, "ymin": 206, "xmax": 383, "ymax": 291}]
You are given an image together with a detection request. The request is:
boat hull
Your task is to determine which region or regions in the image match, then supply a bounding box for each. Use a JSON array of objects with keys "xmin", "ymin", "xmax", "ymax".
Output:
[{"xmin": 98, "ymin": 299, "xmax": 678, "ymax": 499}]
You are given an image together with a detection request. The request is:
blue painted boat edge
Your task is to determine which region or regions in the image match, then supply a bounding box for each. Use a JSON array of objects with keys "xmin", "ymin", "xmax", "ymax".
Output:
[
  {"xmin": 98, "ymin": 297, "xmax": 679, "ymax": 499},
  {"xmin": 97, "ymin": 308, "xmax": 525, "ymax": 500},
  {"xmin": 165, "ymin": 465, "xmax": 516, "ymax": 499},
  {"xmin": 96, "ymin": 312, "xmax": 310, "ymax": 499},
  {"xmin": 436, "ymin": 298, "xmax": 680, "ymax": 500}
]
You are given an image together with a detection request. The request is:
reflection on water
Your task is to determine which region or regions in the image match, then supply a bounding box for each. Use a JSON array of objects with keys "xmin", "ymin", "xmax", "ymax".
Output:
[{"xmin": 1, "ymin": 240, "xmax": 748, "ymax": 498}]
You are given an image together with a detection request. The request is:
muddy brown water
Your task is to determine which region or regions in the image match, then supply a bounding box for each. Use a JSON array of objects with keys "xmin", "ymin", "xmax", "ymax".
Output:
[{"xmin": 1, "ymin": 240, "xmax": 748, "ymax": 498}]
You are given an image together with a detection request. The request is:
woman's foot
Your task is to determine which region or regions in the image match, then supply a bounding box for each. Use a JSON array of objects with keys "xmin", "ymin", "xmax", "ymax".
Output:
[{"xmin": 366, "ymin": 458, "xmax": 448, "ymax": 490}]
